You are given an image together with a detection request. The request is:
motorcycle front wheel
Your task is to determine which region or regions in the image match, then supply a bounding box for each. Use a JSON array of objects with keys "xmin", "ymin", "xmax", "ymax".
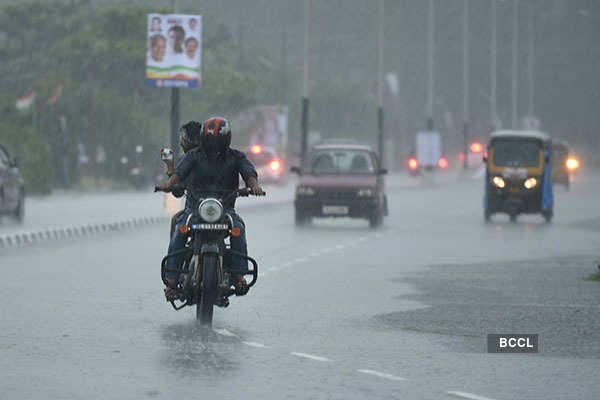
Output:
[{"xmin": 197, "ymin": 254, "xmax": 218, "ymax": 325}]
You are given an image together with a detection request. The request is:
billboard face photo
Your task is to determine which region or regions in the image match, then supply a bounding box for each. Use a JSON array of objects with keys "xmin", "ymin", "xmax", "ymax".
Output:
[{"xmin": 146, "ymin": 14, "xmax": 202, "ymax": 88}]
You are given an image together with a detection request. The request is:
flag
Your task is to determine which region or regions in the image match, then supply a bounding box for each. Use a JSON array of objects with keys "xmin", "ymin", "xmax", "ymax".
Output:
[
  {"xmin": 47, "ymin": 84, "xmax": 63, "ymax": 105},
  {"xmin": 15, "ymin": 92, "xmax": 36, "ymax": 111}
]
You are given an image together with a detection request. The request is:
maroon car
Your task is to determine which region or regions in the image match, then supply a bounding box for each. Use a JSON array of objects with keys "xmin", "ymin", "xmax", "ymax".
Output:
[{"xmin": 292, "ymin": 144, "xmax": 388, "ymax": 228}]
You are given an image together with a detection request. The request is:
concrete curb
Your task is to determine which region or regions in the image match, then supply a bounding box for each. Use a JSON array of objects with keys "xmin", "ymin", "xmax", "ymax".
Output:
[{"xmin": 0, "ymin": 215, "xmax": 171, "ymax": 249}]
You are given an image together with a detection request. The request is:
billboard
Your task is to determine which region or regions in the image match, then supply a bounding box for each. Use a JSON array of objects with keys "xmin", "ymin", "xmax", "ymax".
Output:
[{"xmin": 146, "ymin": 14, "xmax": 202, "ymax": 88}]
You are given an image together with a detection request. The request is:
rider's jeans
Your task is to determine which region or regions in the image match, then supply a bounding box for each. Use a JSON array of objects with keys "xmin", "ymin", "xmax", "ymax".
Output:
[{"xmin": 165, "ymin": 209, "xmax": 248, "ymax": 280}]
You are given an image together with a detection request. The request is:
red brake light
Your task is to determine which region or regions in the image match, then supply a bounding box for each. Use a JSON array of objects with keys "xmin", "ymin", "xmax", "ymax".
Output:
[
  {"xmin": 438, "ymin": 157, "xmax": 448, "ymax": 169},
  {"xmin": 470, "ymin": 142, "xmax": 483, "ymax": 153},
  {"xmin": 408, "ymin": 158, "xmax": 418, "ymax": 170},
  {"xmin": 269, "ymin": 160, "xmax": 281, "ymax": 171},
  {"xmin": 251, "ymin": 145, "xmax": 262, "ymax": 154}
]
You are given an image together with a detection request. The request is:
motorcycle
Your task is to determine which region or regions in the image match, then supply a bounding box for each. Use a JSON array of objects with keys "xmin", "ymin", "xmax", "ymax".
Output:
[{"xmin": 154, "ymin": 187, "xmax": 264, "ymax": 325}]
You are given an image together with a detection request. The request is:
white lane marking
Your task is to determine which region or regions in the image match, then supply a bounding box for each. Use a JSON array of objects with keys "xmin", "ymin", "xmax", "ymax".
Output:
[
  {"xmin": 213, "ymin": 328, "xmax": 239, "ymax": 338},
  {"xmin": 335, "ymin": 244, "xmax": 345, "ymax": 250},
  {"xmin": 357, "ymin": 369, "xmax": 405, "ymax": 381},
  {"xmin": 281, "ymin": 260, "xmax": 294, "ymax": 267},
  {"xmin": 290, "ymin": 352, "xmax": 333, "ymax": 362},
  {"xmin": 446, "ymin": 391, "xmax": 498, "ymax": 400},
  {"xmin": 294, "ymin": 257, "xmax": 308, "ymax": 263},
  {"xmin": 309, "ymin": 252, "xmax": 320, "ymax": 257},
  {"xmin": 321, "ymin": 247, "xmax": 333, "ymax": 253},
  {"xmin": 242, "ymin": 341, "xmax": 268, "ymax": 348}
]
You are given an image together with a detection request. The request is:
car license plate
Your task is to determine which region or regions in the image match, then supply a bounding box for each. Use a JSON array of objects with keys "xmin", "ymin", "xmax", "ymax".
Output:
[{"xmin": 322, "ymin": 205, "xmax": 349, "ymax": 215}]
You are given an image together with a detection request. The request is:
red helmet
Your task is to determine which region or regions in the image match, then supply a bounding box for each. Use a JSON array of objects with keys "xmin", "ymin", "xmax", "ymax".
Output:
[{"xmin": 201, "ymin": 117, "xmax": 231, "ymax": 154}]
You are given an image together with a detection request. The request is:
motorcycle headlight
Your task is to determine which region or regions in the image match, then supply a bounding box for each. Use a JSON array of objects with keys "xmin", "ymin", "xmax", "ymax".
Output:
[
  {"xmin": 492, "ymin": 176, "xmax": 506, "ymax": 188},
  {"xmin": 296, "ymin": 186, "xmax": 315, "ymax": 196},
  {"xmin": 199, "ymin": 198, "xmax": 223, "ymax": 223},
  {"xmin": 524, "ymin": 177, "xmax": 537, "ymax": 189},
  {"xmin": 357, "ymin": 189, "xmax": 373, "ymax": 197}
]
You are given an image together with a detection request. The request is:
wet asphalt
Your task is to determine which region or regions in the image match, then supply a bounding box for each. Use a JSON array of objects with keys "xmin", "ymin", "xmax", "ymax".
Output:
[{"xmin": 1, "ymin": 172, "xmax": 599, "ymax": 400}]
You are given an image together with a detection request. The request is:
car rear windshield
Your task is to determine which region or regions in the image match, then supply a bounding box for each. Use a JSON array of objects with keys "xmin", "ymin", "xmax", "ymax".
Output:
[
  {"xmin": 307, "ymin": 149, "xmax": 375, "ymax": 174},
  {"xmin": 492, "ymin": 139, "xmax": 541, "ymax": 167}
]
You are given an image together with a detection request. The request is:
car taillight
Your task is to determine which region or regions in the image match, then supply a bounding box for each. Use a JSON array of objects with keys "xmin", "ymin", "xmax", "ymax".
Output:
[
  {"xmin": 470, "ymin": 142, "xmax": 483, "ymax": 153},
  {"xmin": 438, "ymin": 157, "xmax": 448, "ymax": 169},
  {"xmin": 269, "ymin": 160, "xmax": 281, "ymax": 171},
  {"xmin": 251, "ymin": 145, "xmax": 263, "ymax": 154},
  {"xmin": 408, "ymin": 158, "xmax": 418, "ymax": 170}
]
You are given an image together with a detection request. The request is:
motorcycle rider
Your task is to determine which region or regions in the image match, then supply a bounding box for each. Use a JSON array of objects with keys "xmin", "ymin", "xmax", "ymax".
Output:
[
  {"xmin": 161, "ymin": 120, "xmax": 203, "ymax": 238},
  {"xmin": 156, "ymin": 117, "xmax": 264, "ymax": 300}
]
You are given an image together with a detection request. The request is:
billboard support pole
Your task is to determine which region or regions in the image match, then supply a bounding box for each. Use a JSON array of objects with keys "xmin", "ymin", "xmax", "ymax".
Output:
[
  {"xmin": 170, "ymin": 88, "xmax": 180, "ymax": 156},
  {"xmin": 170, "ymin": 0, "xmax": 180, "ymax": 156}
]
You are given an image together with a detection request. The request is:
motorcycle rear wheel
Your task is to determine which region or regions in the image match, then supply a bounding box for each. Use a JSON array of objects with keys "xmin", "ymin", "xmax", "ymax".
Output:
[{"xmin": 197, "ymin": 254, "xmax": 218, "ymax": 325}]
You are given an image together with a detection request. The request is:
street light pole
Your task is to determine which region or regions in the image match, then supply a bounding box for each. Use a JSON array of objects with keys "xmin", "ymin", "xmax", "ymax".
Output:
[
  {"xmin": 426, "ymin": 0, "xmax": 435, "ymax": 131},
  {"xmin": 490, "ymin": 0, "xmax": 497, "ymax": 129},
  {"xmin": 511, "ymin": 0, "xmax": 519, "ymax": 129},
  {"xmin": 377, "ymin": 0, "xmax": 385, "ymax": 166},
  {"xmin": 300, "ymin": 0, "xmax": 311, "ymax": 165},
  {"xmin": 527, "ymin": 5, "xmax": 534, "ymax": 117},
  {"xmin": 462, "ymin": 0, "xmax": 470, "ymax": 169}
]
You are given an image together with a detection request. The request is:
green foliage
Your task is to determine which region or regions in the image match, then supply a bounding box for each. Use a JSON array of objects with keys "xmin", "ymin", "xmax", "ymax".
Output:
[{"xmin": 0, "ymin": 0, "xmax": 272, "ymax": 191}]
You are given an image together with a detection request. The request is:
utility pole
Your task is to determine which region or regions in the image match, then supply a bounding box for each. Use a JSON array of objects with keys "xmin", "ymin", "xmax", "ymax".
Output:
[
  {"xmin": 377, "ymin": 0, "xmax": 385, "ymax": 167},
  {"xmin": 490, "ymin": 0, "xmax": 497, "ymax": 129},
  {"xmin": 170, "ymin": 0, "xmax": 180, "ymax": 155},
  {"xmin": 511, "ymin": 0, "xmax": 519, "ymax": 129},
  {"xmin": 300, "ymin": 0, "xmax": 311, "ymax": 165},
  {"xmin": 462, "ymin": 0, "xmax": 470, "ymax": 169},
  {"xmin": 426, "ymin": 0, "xmax": 435, "ymax": 130},
  {"xmin": 527, "ymin": 5, "xmax": 534, "ymax": 117}
]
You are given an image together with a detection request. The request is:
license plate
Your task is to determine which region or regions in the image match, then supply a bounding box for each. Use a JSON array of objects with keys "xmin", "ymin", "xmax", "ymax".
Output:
[
  {"xmin": 191, "ymin": 224, "xmax": 229, "ymax": 230},
  {"xmin": 322, "ymin": 205, "xmax": 349, "ymax": 215}
]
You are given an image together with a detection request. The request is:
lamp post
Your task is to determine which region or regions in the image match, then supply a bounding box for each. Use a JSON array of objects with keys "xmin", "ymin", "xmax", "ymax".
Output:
[
  {"xmin": 377, "ymin": 0, "xmax": 385, "ymax": 166},
  {"xmin": 300, "ymin": 0, "xmax": 311, "ymax": 165},
  {"xmin": 462, "ymin": 0, "xmax": 470, "ymax": 169}
]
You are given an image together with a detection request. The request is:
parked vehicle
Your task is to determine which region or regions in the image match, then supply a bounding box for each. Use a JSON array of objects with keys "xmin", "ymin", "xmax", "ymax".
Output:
[
  {"xmin": 0, "ymin": 144, "xmax": 25, "ymax": 223},
  {"xmin": 292, "ymin": 143, "xmax": 388, "ymax": 228},
  {"xmin": 245, "ymin": 145, "xmax": 286, "ymax": 185},
  {"xmin": 484, "ymin": 130, "xmax": 554, "ymax": 223}
]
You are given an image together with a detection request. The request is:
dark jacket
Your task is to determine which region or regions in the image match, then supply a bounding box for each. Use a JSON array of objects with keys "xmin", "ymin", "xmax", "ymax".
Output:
[{"xmin": 173, "ymin": 147, "xmax": 258, "ymax": 210}]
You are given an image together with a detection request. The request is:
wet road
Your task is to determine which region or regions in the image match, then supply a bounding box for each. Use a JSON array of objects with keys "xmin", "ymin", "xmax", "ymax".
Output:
[{"xmin": 1, "ymin": 172, "xmax": 599, "ymax": 399}]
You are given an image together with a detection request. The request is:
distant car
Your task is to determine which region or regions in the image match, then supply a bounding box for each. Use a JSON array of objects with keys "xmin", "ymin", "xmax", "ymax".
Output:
[
  {"xmin": 244, "ymin": 145, "xmax": 287, "ymax": 185},
  {"xmin": 292, "ymin": 143, "xmax": 388, "ymax": 228},
  {"xmin": 0, "ymin": 144, "xmax": 25, "ymax": 223}
]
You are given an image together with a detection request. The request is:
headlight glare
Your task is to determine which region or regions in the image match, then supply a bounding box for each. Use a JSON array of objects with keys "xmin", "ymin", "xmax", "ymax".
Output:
[
  {"xmin": 492, "ymin": 176, "xmax": 506, "ymax": 188},
  {"xmin": 524, "ymin": 177, "xmax": 537, "ymax": 189},
  {"xmin": 199, "ymin": 198, "xmax": 223, "ymax": 223}
]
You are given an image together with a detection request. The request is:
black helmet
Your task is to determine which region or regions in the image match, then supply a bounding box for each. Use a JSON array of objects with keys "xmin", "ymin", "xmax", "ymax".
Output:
[
  {"xmin": 201, "ymin": 117, "xmax": 231, "ymax": 155},
  {"xmin": 179, "ymin": 120, "xmax": 202, "ymax": 148}
]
